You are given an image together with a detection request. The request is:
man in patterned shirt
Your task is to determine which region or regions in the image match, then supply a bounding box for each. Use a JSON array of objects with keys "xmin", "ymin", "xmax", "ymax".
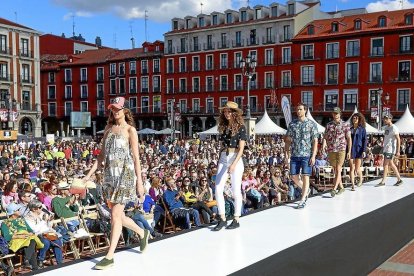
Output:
[
  {"xmin": 284, "ymin": 103, "xmax": 318, "ymax": 209},
  {"xmin": 322, "ymin": 107, "xmax": 351, "ymax": 197}
]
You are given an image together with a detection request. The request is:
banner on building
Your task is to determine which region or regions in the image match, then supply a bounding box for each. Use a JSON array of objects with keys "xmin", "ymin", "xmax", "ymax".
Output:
[
  {"xmin": 281, "ymin": 96, "xmax": 292, "ymax": 126},
  {"xmin": 70, "ymin": 112, "xmax": 91, "ymax": 128},
  {"xmin": 0, "ymin": 109, "xmax": 18, "ymax": 122},
  {"xmin": 371, "ymin": 107, "xmax": 390, "ymax": 119}
]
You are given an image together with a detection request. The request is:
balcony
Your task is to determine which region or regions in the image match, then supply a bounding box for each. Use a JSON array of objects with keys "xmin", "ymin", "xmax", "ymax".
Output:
[
  {"xmin": 80, "ymin": 77, "xmax": 88, "ymax": 83},
  {"xmin": 48, "ymin": 78, "xmax": 55, "ymax": 84},
  {"xmin": 141, "ymin": 68, "xmax": 148, "ymax": 75},
  {"xmin": 370, "ymin": 47, "xmax": 384, "ymax": 57},
  {"xmin": 218, "ymin": 41, "xmax": 229, "ymax": 49},
  {"xmin": 166, "ymin": 48, "xmax": 175, "ymax": 54},
  {"xmin": 64, "ymin": 94, "xmax": 72, "ymax": 100},
  {"xmin": 391, "ymin": 75, "xmax": 412, "ymax": 82},
  {"xmin": 262, "ymin": 36, "xmax": 276, "ymax": 44},
  {"xmin": 0, "ymin": 74, "xmax": 12, "ymax": 82},
  {"xmin": 19, "ymin": 50, "xmax": 33, "ymax": 59},
  {"xmin": 96, "ymin": 76, "xmax": 104, "ymax": 83},
  {"xmin": 109, "ymin": 71, "xmax": 116, "ymax": 78},
  {"xmin": 190, "ymin": 44, "xmax": 200, "ymax": 52},
  {"xmin": 129, "ymin": 87, "xmax": 137, "ymax": 94},
  {"xmin": 130, "ymin": 69, "xmax": 136, "ymax": 75},
  {"xmin": 80, "ymin": 94, "xmax": 88, "ymax": 99},
  {"xmin": 118, "ymin": 70, "xmax": 125, "ymax": 76},
  {"xmin": 0, "ymin": 47, "xmax": 12, "ymax": 56},
  {"xmin": 153, "ymin": 68, "xmax": 160, "ymax": 74},
  {"xmin": 177, "ymin": 45, "xmax": 188, "ymax": 54},
  {"xmin": 368, "ymin": 77, "xmax": 383, "ymax": 84},
  {"xmin": 247, "ymin": 38, "xmax": 259, "ymax": 46},
  {"xmin": 64, "ymin": 78, "xmax": 72, "ymax": 84},
  {"xmin": 279, "ymin": 34, "xmax": 293, "ymax": 43},
  {"xmin": 20, "ymin": 76, "xmax": 34, "ymax": 84},
  {"xmin": 153, "ymin": 87, "xmax": 161, "ymax": 93},
  {"xmin": 141, "ymin": 88, "xmax": 149, "ymax": 93},
  {"xmin": 203, "ymin": 43, "xmax": 215, "ymax": 51},
  {"xmin": 232, "ymin": 40, "xmax": 245, "ymax": 48},
  {"xmin": 97, "ymin": 93, "xmax": 104, "ymax": 100}
]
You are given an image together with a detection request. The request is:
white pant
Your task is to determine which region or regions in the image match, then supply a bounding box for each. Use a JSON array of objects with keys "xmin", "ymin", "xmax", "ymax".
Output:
[{"xmin": 215, "ymin": 152, "xmax": 244, "ymax": 217}]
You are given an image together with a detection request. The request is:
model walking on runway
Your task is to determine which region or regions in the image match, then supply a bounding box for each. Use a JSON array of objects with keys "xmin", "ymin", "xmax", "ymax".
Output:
[
  {"xmin": 84, "ymin": 97, "xmax": 149, "ymax": 269},
  {"xmin": 349, "ymin": 113, "xmax": 367, "ymax": 190},
  {"xmin": 284, "ymin": 103, "xmax": 318, "ymax": 209},
  {"xmin": 214, "ymin": 101, "xmax": 247, "ymax": 230},
  {"xmin": 376, "ymin": 113, "xmax": 403, "ymax": 187}
]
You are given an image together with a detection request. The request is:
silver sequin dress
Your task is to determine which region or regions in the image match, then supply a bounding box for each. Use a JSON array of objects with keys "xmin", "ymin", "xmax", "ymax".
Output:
[{"xmin": 102, "ymin": 130, "xmax": 137, "ymax": 205}]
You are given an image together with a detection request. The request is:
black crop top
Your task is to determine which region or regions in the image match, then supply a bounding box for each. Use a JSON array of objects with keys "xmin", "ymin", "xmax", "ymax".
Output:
[{"xmin": 220, "ymin": 125, "xmax": 248, "ymax": 148}]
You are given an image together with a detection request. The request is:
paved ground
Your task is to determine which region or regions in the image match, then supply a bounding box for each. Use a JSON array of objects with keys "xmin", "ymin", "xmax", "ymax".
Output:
[{"xmin": 370, "ymin": 239, "xmax": 414, "ymax": 275}]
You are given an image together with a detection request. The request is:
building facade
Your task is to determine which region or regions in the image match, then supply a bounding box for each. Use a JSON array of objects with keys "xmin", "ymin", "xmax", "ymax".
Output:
[{"xmin": 0, "ymin": 17, "xmax": 42, "ymax": 137}]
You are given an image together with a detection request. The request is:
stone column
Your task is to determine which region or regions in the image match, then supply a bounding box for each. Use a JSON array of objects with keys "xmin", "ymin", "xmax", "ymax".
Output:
[
  {"xmin": 162, "ymin": 120, "xmax": 167, "ymax": 129},
  {"xmin": 92, "ymin": 121, "xmax": 97, "ymax": 136},
  {"xmin": 150, "ymin": 120, "xmax": 155, "ymax": 129},
  {"xmin": 200, "ymin": 117, "xmax": 207, "ymax": 131},
  {"xmin": 43, "ymin": 122, "xmax": 48, "ymax": 135},
  {"xmin": 187, "ymin": 117, "xmax": 193, "ymax": 137},
  {"xmin": 60, "ymin": 121, "xmax": 64, "ymax": 137},
  {"xmin": 77, "ymin": 129, "xmax": 81, "ymax": 138},
  {"xmin": 138, "ymin": 120, "xmax": 143, "ymax": 130}
]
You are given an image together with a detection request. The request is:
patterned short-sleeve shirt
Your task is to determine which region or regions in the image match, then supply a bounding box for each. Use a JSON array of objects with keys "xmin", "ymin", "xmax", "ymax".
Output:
[
  {"xmin": 286, "ymin": 118, "xmax": 318, "ymax": 157},
  {"xmin": 324, "ymin": 120, "xmax": 350, "ymax": 152}
]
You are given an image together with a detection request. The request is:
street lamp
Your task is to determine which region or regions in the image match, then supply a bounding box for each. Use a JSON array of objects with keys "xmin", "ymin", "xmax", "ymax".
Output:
[
  {"xmin": 240, "ymin": 55, "xmax": 257, "ymax": 119},
  {"xmin": 371, "ymin": 88, "xmax": 390, "ymax": 130}
]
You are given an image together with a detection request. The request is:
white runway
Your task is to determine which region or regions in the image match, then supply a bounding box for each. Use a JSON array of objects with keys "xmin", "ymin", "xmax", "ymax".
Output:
[{"xmin": 39, "ymin": 177, "xmax": 414, "ymax": 276}]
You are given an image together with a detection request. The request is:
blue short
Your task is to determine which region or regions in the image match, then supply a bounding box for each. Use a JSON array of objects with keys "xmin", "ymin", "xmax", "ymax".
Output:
[{"xmin": 290, "ymin": 156, "xmax": 312, "ymax": 176}]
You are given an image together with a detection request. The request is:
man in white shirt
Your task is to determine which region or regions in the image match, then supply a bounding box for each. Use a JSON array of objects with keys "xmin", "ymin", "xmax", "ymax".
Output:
[{"xmin": 376, "ymin": 114, "xmax": 403, "ymax": 186}]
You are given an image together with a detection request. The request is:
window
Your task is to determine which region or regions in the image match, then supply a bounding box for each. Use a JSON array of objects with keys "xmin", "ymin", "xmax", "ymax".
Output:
[
  {"xmin": 153, "ymin": 96, "xmax": 161, "ymax": 113},
  {"xmin": 186, "ymin": 19, "xmax": 191, "ymax": 29},
  {"xmin": 235, "ymin": 52, "xmax": 242, "ymax": 68},
  {"xmin": 212, "ymin": 15, "xmax": 218, "ymax": 25},
  {"xmin": 81, "ymin": 85, "xmax": 88, "ymax": 98},
  {"xmin": 119, "ymin": 63, "xmax": 125, "ymax": 75},
  {"xmin": 347, "ymin": 40, "xmax": 360, "ymax": 57},
  {"xmin": 97, "ymin": 100, "xmax": 105, "ymax": 116},
  {"xmin": 80, "ymin": 101, "xmax": 88, "ymax": 112},
  {"xmin": 65, "ymin": 86, "xmax": 72, "ymax": 99},
  {"xmin": 65, "ymin": 101, "xmax": 73, "ymax": 116},
  {"xmin": 193, "ymin": 99, "xmax": 200, "ymax": 112},
  {"xmin": 241, "ymin": 11, "xmax": 247, "ymax": 21},
  {"xmin": 180, "ymin": 57, "xmax": 186, "ymax": 72},
  {"xmin": 398, "ymin": 89, "xmax": 410, "ymax": 111},
  {"xmin": 141, "ymin": 97, "xmax": 149, "ymax": 113},
  {"xmin": 141, "ymin": 77, "xmax": 149, "ymax": 93},
  {"xmin": 119, "ymin": 78, "xmax": 125, "ymax": 94},
  {"xmin": 130, "ymin": 77, "xmax": 137, "ymax": 93},
  {"xmin": 371, "ymin": 38, "xmax": 384, "ymax": 56},
  {"xmin": 266, "ymin": 27, "xmax": 273, "ymax": 43},
  {"xmin": 179, "ymin": 78, "xmax": 186, "ymax": 92},
  {"xmin": 130, "ymin": 61, "xmax": 136, "ymax": 74},
  {"xmin": 207, "ymin": 35, "xmax": 213, "ymax": 50},
  {"xmin": 179, "ymin": 100, "xmax": 187, "ymax": 113},
  {"xmin": 110, "ymin": 79, "xmax": 116, "ymax": 94},
  {"xmin": 250, "ymin": 73, "xmax": 257, "ymax": 89},
  {"xmin": 167, "ymin": 59, "xmax": 174, "ymax": 73},
  {"xmin": 48, "ymin": 103, "xmax": 56, "ymax": 117},
  {"xmin": 0, "ymin": 35, "xmax": 7, "ymax": 53},
  {"xmin": 192, "ymin": 56, "xmax": 200, "ymax": 71},
  {"xmin": 167, "ymin": 40, "xmax": 173, "ymax": 53},
  {"xmin": 344, "ymin": 90, "xmax": 358, "ymax": 111},
  {"xmin": 249, "ymin": 96, "xmax": 257, "ymax": 112},
  {"xmin": 192, "ymin": 77, "xmax": 200, "ymax": 92},
  {"xmin": 48, "ymin": 86, "xmax": 56, "ymax": 99},
  {"xmin": 326, "ymin": 64, "xmax": 338, "ymax": 85},
  {"xmin": 308, "ymin": 25, "xmax": 314, "ymax": 35},
  {"xmin": 221, "ymin": 33, "xmax": 227, "ymax": 48},
  {"xmin": 48, "ymin": 72, "xmax": 55, "ymax": 83},
  {"xmin": 206, "ymin": 76, "xmax": 214, "ymax": 92},
  {"xmin": 21, "ymin": 64, "xmax": 30, "ymax": 82},
  {"xmin": 255, "ymin": 9, "xmax": 262, "ymax": 19},
  {"xmin": 265, "ymin": 49, "xmax": 273, "ymax": 65},
  {"xmin": 370, "ymin": 63, "xmax": 382, "ymax": 82},
  {"xmin": 193, "ymin": 36, "xmax": 199, "ymax": 51},
  {"xmin": 65, "ymin": 69, "xmax": 72, "ymax": 83},
  {"xmin": 167, "ymin": 99, "xmax": 173, "ymax": 113},
  {"xmin": 235, "ymin": 31, "xmax": 242, "ymax": 46},
  {"xmin": 282, "ymin": 47, "xmax": 291, "ymax": 64},
  {"xmin": 399, "ymin": 61, "xmax": 411, "ymax": 81},
  {"xmin": 97, "ymin": 84, "xmax": 104, "ymax": 98},
  {"xmin": 141, "ymin": 60, "xmax": 148, "ymax": 74},
  {"xmin": 130, "ymin": 97, "xmax": 137, "ymax": 114},
  {"xmin": 405, "ymin": 14, "xmax": 413, "ymax": 25},
  {"xmin": 173, "ymin": 21, "xmax": 178, "ymax": 30},
  {"xmin": 326, "ymin": 43, "xmax": 339, "ymax": 59},
  {"xmin": 153, "ymin": 59, "xmax": 160, "ymax": 73},
  {"xmin": 226, "ymin": 13, "xmax": 232, "ymax": 24},
  {"xmin": 302, "ymin": 44, "xmax": 314, "ymax": 60},
  {"xmin": 288, "ymin": 4, "xmax": 294, "ymax": 15},
  {"xmin": 21, "ymin": 91, "xmax": 30, "ymax": 110},
  {"xmin": 235, "ymin": 74, "xmax": 242, "ymax": 90},
  {"xmin": 220, "ymin": 75, "xmax": 228, "ymax": 91},
  {"xmin": 97, "ymin": 67, "xmax": 104, "ymax": 81},
  {"xmin": 301, "ymin": 66, "xmax": 314, "ymax": 85},
  {"xmin": 110, "ymin": 63, "xmax": 116, "ymax": 76},
  {"xmin": 80, "ymin": 68, "xmax": 87, "ymax": 82},
  {"xmin": 152, "ymin": 76, "xmax": 160, "ymax": 92},
  {"xmin": 302, "ymin": 91, "xmax": 313, "ymax": 109},
  {"xmin": 283, "ymin": 25, "xmax": 291, "ymax": 42},
  {"xmin": 346, "ymin": 62, "xmax": 358, "ymax": 84},
  {"xmin": 331, "ymin": 22, "xmax": 339, "ymax": 32},
  {"xmin": 220, "ymin": 97, "xmax": 228, "ymax": 108},
  {"xmin": 325, "ymin": 92, "xmax": 338, "ymax": 111},
  {"xmin": 354, "ymin": 20, "xmax": 362, "ymax": 30},
  {"xmin": 282, "ymin": 71, "xmax": 291, "ymax": 87},
  {"xmin": 198, "ymin": 17, "xmax": 204, "ymax": 27},
  {"xmin": 378, "ymin": 16, "xmax": 387, "ymax": 27},
  {"xmin": 271, "ymin": 6, "xmax": 278, "ymax": 17},
  {"xmin": 0, "ymin": 63, "xmax": 7, "ymax": 80},
  {"xmin": 265, "ymin": 72, "xmax": 273, "ymax": 88},
  {"xmin": 234, "ymin": 96, "xmax": 243, "ymax": 109},
  {"xmin": 400, "ymin": 36, "xmax": 413, "ymax": 53},
  {"xmin": 167, "ymin": 79, "xmax": 174, "ymax": 94},
  {"xmin": 250, "ymin": 29, "xmax": 256, "ymax": 45},
  {"xmin": 180, "ymin": 38, "xmax": 186, "ymax": 52},
  {"xmin": 220, "ymin": 53, "xmax": 228, "ymax": 69},
  {"xmin": 20, "ymin": 38, "xmax": 29, "ymax": 57},
  {"xmin": 206, "ymin": 55, "xmax": 213, "ymax": 70}
]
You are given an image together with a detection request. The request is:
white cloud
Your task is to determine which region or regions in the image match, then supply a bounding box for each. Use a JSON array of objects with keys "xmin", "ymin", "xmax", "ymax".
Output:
[
  {"xmin": 63, "ymin": 11, "xmax": 93, "ymax": 20},
  {"xmin": 52, "ymin": 0, "xmax": 235, "ymax": 23},
  {"xmin": 366, "ymin": 0, "xmax": 414, "ymax": 12}
]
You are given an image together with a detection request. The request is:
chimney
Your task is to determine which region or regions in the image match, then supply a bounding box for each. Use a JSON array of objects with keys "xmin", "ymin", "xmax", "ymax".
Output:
[{"xmin": 95, "ymin": 36, "xmax": 102, "ymax": 47}]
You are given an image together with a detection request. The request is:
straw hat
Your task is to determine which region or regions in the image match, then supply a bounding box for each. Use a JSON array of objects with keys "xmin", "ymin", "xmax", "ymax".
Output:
[{"xmin": 219, "ymin": 101, "xmax": 243, "ymax": 115}]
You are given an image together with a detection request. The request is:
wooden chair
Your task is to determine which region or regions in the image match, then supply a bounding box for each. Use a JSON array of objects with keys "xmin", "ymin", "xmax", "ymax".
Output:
[
  {"xmin": 317, "ymin": 166, "xmax": 335, "ymax": 191},
  {"xmin": 159, "ymin": 197, "xmax": 176, "ymax": 234},
  {"xmin": 0, "ymin": 254, "xmax": 16, "ymax": 276},
  {"xmin": 80, "ymin": 207, "xmax": 110, "ymax": 251},
  {"xmin": 60, "ymin": 215, "xmax": 96, "ymax": 258}
]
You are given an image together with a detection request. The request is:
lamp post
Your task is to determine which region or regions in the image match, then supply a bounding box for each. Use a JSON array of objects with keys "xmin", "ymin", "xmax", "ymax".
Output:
[{"xmin": 240, "ymin": 55, "xmax": 257, "ymax": 119}]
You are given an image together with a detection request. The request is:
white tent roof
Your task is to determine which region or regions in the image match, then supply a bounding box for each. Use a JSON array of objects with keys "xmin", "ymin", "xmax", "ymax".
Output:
[
  {"xmin": 156, "ymin": 128, "xmax": 180, "ymax": 135},
  {"xmin": 345, "ymin": 106, "xmax": 381, "ymax": 134},
  {"xmin": 306, "ymin": 110, "xmax": 325, "ymax": 133},
  {"xmin": 255, "ymin": 110, "xmax": 286, "ymax": 135},
  {"xmin": 394, "ymin": 105, "xmax": 414, "ymax": 134},
  {"xmin": 138, "ymin": 128, "xmax": 158, "ymax": 134},
  {"xmin": 198, "ymin": 125, "xmax": 219, "ymax": 135}
]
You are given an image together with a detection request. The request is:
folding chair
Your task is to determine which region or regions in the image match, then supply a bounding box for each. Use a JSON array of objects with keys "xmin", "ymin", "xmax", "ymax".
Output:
[
  {"xmin": 60, "ymin": 215, "xmax": 96, "ymax": 258},
  {"xmin": 159, "ymin": 197, "xmax": 176, "ymax": 234},
  {"xmin": 80, "ymin": 207, "xmax": 110, "ymax": 251},
  {"xmin": 318, "ymin": 166, "xmax": 335, "ymax": 191}
]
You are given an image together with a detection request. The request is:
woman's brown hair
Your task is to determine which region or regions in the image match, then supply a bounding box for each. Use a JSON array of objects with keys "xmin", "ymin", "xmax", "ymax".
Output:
[
  {"xmin": 218, "ymin": 109, "xmax": 244, "ymax": 136},
  {"xmin": 107, "ymin": 108, "xmax": 136, "ymax": 128},
  {"xmin": 351, "ymin": 112, "xmax": 366, "ymax": 128}
]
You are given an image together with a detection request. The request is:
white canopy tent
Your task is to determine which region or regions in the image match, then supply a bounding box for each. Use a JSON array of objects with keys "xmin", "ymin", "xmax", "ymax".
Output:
[
  {"xmin": 255, "ymin": 110, "xmax": 286, "ymax": 135},
  {"xmin": 197, "ymin": 125, "xmax": 219, "ymax": 140},
  {"xmin": 306, "ymin": 110, "xmax": 325, "ymax": 133},
  {"xmin": 345, "ymin": 106, "xmax": 381, "ymax": 134},
  {"xmin": 394, "ymin": 105, "xmax": 414, "ymax": 135},
  {"xmin": 137, "ymin": 128, "xmax": 158, "ymax": 135},
  {"xmin": 156, "ymin": 128, "xmax": 181, "ymax": 135}
]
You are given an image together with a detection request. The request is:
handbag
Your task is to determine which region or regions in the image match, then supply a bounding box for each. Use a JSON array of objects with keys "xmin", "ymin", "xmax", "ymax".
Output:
[
  {"xmin": 43, "ymin": 232, "xmax": 59, "ymax": 241},
  {"xmin": 205, "ymin": 200, "xmax": 217, "ymax": 208}
]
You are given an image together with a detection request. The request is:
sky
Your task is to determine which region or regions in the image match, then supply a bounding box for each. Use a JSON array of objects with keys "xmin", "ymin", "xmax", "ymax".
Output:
[{"xmin": 0, "ymin": 0, "xmax": 413, "ymax": 50}]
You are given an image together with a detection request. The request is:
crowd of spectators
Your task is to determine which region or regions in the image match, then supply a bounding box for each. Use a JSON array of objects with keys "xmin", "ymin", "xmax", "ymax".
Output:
[{"xmin": 0, "ymin": 133, "xmax": 410, "ymax": 273}]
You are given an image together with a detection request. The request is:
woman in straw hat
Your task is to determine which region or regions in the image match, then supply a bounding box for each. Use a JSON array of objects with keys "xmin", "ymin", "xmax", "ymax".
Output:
[
  {"xmin": 213, "ymin": 101, "xmax": 247, "ymax": 231},
  {"xmin": 83, "ymin": 97, "xmax": 149, "ymax": 270}
]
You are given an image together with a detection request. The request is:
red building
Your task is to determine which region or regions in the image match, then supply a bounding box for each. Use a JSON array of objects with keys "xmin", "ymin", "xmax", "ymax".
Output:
[{"xmin": 289, "ymin": 8, "xmax": 414, "ymax": 125}]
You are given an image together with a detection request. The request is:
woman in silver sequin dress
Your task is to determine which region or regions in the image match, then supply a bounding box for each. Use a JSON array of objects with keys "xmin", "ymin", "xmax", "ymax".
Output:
[{"xmin": 84, "ymin": 97, "xmax": 149, "ymax": 270}]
